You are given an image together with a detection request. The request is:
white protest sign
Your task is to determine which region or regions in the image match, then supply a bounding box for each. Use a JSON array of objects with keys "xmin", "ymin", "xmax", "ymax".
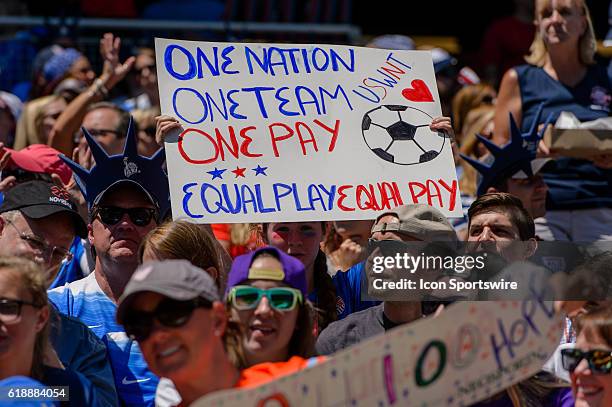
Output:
[
  {"xmin": 193, "ymin": 299, "xmax": 563, "ymax": 407},
  {"xmin": 155, "ymin": 39, "xmax": 462, "ymax": 222}
]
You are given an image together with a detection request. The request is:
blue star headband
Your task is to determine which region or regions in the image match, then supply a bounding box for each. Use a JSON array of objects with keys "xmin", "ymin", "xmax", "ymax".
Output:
[
  {"xmin": 60, "ymin": 118, "xmax": 171, "ymax": 218},
  {"xmin": 460, "ymin": 104, "xmax": 553, "ymax": 196}
]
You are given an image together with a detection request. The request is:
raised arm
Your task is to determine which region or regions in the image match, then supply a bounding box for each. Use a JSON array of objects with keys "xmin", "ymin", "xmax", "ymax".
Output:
[
  {"xmin": 48, "ymin": 33, "xmax": 135, "ymax": 156},
  {"xmin": 493, "ymin": 68, "xmax": 522, "ymax": 146}
]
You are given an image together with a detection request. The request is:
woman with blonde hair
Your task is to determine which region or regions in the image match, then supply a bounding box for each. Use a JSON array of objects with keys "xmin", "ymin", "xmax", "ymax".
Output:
[
  {"xmin": 131, "ymin": 107, "xmax": 161, "ymax": 157},
  {"xmin": 494, "ymin": 0, "xmax": 611, "ymax": 241},
  {"xmin": 0, "ymin": 256, "xmax": 92, "ymax": 403},
  {"xmin": 459, "ymin": 105, "xmax": 496, "ymax": 197},
  {"xmin": 139, "ymin": 220, "xmax": 226, "ymax": 291},
  {"xmin": 451, "ymin": 83, "xmax": 496, "ymax": 142}
]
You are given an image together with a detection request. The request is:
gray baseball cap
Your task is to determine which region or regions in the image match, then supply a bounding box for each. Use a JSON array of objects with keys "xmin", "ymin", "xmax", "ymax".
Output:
[
  {"xmin": 370, "ymin": 204, "xmax": 457, "ymax": 242},
  {"xmin": 116, "ymin": 260, "xmax": 220, "ymax": 324}
]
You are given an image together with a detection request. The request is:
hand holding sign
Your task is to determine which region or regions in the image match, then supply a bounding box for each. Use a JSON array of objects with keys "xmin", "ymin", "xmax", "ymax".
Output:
[
  {"xmin": 155, "ymin": 115, "xmax": 183, "ymax": 146},
  {"xmin": 155, "ymin": 40, "xmax": 461, "ymax": 222}
]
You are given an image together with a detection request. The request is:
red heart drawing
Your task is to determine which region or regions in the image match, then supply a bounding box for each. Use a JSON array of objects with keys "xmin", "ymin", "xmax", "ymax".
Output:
[{"xmin": 402, "ymin": 79, "xmax": 434, "ymax": 102}]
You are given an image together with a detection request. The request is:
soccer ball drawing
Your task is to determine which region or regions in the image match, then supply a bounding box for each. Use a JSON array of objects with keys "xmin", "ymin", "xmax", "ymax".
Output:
[{"xmin": 361, "ymin": 105, "xmax": 446, "ymax": 165}]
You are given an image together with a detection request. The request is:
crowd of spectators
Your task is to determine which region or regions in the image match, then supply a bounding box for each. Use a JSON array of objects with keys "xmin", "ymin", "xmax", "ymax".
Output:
[{"xmin": 0, "ymin": 0, "xmax": 611, "ymax": 406}]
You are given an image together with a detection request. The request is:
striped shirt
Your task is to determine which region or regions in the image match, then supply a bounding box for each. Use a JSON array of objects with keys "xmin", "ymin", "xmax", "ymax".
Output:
[{"xmin": 48, "ymin": 272, "xmax": 159, "ymax": 406}]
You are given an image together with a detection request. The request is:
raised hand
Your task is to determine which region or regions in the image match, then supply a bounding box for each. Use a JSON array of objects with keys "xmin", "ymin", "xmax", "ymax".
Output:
[{"xmin": 99, "ymin": 33, "xmax": 136, "ymax": 90}]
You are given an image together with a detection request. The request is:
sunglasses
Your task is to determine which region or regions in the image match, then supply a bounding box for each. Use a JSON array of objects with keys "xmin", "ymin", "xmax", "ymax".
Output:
[
  {"xmin": 561, "ymin": 348, "xmax": 612, "ymax": 374},
  {"xmin": 0, "ymin": 298, "xmax": 42, "ymax": 324},
  {"xmin": 82, "ymin": 128, "xmax": 122, "ymax": 138},
  {"xmin": 94, "ymin": 206, "xmax": 157, "ymax": 227},
  {"xmin": 228, "ymin": 286, "xmax": 303, "ymax": 311},
  {"xmin": 123, "ymin": 297, "xmax": 212, "ymax": 342}
]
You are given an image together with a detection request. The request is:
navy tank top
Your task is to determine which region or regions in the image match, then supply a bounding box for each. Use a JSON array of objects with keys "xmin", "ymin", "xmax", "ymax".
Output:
[{"xmin": 515, "ymin": 64, "xmax": 612, "ymax": 210}]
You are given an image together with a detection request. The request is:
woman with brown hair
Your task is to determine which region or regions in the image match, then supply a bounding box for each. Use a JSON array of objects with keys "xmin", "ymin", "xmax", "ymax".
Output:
[
  {"xmin": 451, "ymin": 83, "xmax": 496, "ymax": 143},
  {"xmin": 226, "ymin": 247, "xmax": 316, "ymax": 369},
  {"xmin": 262, "ymin": 222, "xmax": 337, "ymax": 333},
  {"xmin": 563, "ymin": 305, "xmax": 612, "ymax": 407}
]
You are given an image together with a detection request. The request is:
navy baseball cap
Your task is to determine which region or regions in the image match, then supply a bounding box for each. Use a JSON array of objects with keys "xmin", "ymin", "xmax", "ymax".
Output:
[
  {"xmin": 0, "ymin": 180, "xmax": 87, "ymax": 238},
  {"xmin": 226, "ymin": 246, "xmax": 308, "ymax": 296}
]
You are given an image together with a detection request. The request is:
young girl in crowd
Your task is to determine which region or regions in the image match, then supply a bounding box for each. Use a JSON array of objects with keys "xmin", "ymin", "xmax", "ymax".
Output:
[
  {"xmin": 226, "ymin": 246, "xmax": 316, "ymax": 369},
  {"xmin": 564, "ymin": 305, "xmax": 612, "ymax": 407},
  {"xmin": 263, "ymin": 222, "xmax": 337, "ymax": 333},
  {"xmin": 0, "ymin": 256, "xmax": 92, "ymax": 405}
]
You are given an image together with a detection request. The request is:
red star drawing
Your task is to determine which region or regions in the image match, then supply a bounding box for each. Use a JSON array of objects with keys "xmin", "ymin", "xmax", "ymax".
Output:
[{"xmin": 232, "ymin": 166, "xmax": 246, "ymax": 178}]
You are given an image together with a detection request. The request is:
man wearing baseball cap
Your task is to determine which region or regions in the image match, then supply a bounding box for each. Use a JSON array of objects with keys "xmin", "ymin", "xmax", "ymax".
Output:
[
  {"xmin": 0, "ymin": 180, "xmax": 118, "ymax": 406},
  {"xmin": 0, "ymin": 180, "xmax": 86, "ymax": 281},
  {"xmin": 48, "ymin": 119, "xmax": 170, "ymax": 405},
  {"xmin": 316, "ymin": 204, "xmax": 457, "ymax": 355},
  {"xmin": 321, "ymin": 203, "xmax": 457, "ymax": 354}
]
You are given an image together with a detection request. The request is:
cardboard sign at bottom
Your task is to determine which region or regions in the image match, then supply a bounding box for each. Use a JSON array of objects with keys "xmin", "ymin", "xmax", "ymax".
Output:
[{"xmin": 193, "ymin": 298, "xmax": 563, "ymax": 407}]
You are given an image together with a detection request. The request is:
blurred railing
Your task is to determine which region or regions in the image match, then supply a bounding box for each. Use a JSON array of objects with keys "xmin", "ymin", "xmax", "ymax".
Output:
[
  {"xmin": 0, "ymin": 16, "xmax": 361, "ymax": 43},
  {"xmin": 0, "ymin": 16, "xmax": 361, "ymax": 93}
]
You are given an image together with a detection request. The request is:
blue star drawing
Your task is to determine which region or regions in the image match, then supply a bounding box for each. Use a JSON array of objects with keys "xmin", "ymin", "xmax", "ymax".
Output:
[
  {"xmin": 252, "ymin": 164, "xmax": 268, "ymax": 176},
  {"xmin": 207, "ymin": 167, "xmax": 226, "ymax": 180}
]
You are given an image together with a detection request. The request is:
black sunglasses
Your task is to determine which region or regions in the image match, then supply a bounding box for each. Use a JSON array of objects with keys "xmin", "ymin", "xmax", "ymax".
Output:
[
  {"xmin": 561, "ymin": 348, "xmax": 612, "ymax": 374},
  {"xmin": 123, "ymin": 297, "xmax": 212, "ymax": 342},
  {"xmin": 94, "ymin": 206, "xmax": 157, "ymax": 227},
  {"xmin": 82, "ymin": 128, "xmax": 122, "ymax": 138}
]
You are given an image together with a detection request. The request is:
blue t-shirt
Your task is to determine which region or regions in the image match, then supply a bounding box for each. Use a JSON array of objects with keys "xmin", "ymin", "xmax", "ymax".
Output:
[
  {"xmin": 48, "ymin": 273, "xmax": 159, "ymax": 406},
  {"xmin": 332, "ymin": 262, "xmax": 380, "ymax": 320},
  {"xmin": 515, "ymin": 63, "xmax": 612, "ymax": 210}
]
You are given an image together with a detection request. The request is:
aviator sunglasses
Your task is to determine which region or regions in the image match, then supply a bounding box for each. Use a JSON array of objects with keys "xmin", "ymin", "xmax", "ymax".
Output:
[
  {"xmin": 561, "ymin": 348, "xmax": 612, "ymax": 374},
  {"xmin": 93, "ymin": 206, "xmax": 157, "ymax": 227},
  {"xmin": 123, "ymin": 297, "xmax": 212, "ymax": 342},
  {"xmin": 227, "ymin": 286, "xmax": 303, "ymax": 311}
]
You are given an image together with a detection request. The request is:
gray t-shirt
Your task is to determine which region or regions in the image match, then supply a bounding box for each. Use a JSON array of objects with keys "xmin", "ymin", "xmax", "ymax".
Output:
[{"xmin": 316, "ymin": 304, "xmax": 395, "ymax": 355}]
